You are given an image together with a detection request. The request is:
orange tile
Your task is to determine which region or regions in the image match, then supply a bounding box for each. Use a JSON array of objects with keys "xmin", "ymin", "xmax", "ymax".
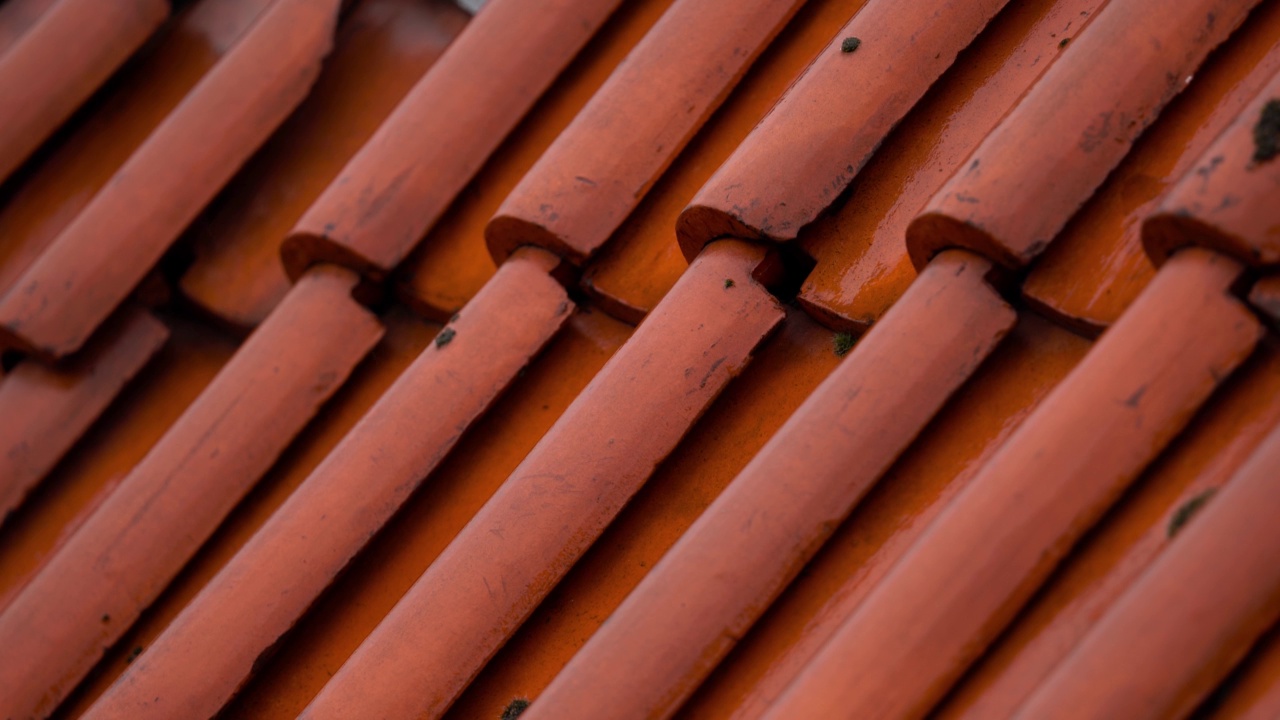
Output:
[
  {"xmin": 0, "ymin": 0, "xmax": 275, "ymax": 300},
  {"xmin": 395, "ymin": 0, "xmax": 679, "ymax": 321},
  {"xmin": 525, "ymin": 252, "xmax": 1013, "ymax": 720},
  {"xmin": 1022, "ymin": 3, "xmax": 1280, "ymax": 334},
  {"xmin": 582, "ymin": 0, "xmax": 867, "ymax": 323},
  {"xmin": 759, "ymin": 248, "xmax": 1260, "ymax": 719},
  {"xmin": 485, "ymin": 0, "xmax": 805, "ymax": 266},
  {"xmin": 0, "ymin": 0, "xmax": 168, "ymax": 183},
  {"xmin": 680, "ymin": 312, "xmax": 1091, "ymax": 719},
  {"xmin": 798, "ymin": 0, "xmax": 1106, "ymax": 332},
  {"xmin": 0, "ymin": 312, "xmax": 237, "ymax": 613},
  {"xmin": 300, "ymin": 240, "xmax": 784, "ymax": 719},
  {"xmin": 282, "ymin": 0, "xmax": 624, "ymax": 283},
  {"xmin": 179, "ymin": 0, "xmax": 469, "ymax": 330},
  {"xmin": 677, "ymin": 0, "xmax": 1010, "ymax": 259},
  {"xmin": 1014, "ymin": 416, "xmax": 1280, "ymax": 719},
  {"xmin": 0, "ymin": 306, "xmax": 167, "ymax": 521},
  {"xmin": 0, "ymin": 266, "xmax": 380, "ymax": 719},
  {"xmin": 1145, "ymin": 63, "xmax": 1280, "ymax": 267},
  {"xmin": 938, "ymin": 340, "xmax": 1280, "ymax": 719},
  {"xmin": 219, "ymin": 306, "xmax": 631, "ymax": 720},
  {"xmin": 83, "ymin": 249, "xmax": 571, "ymax": 720},
  {"xmin": 1212, "ymin": 621, "xmax": 1280, "ymax": 719},
  {"xmin": 55, "ymin": 304, "xmax": 438, "ymax": 717},
  {"xmin": 0, "ymin": 0, "xmax": 343, "ymax": 359},
  {"xmin": 0, "ymin": 0, "xmax": 59, "ymax": 54},
  {"xmin": 440, "ymin": 307, "xmax": 840, "ymax": 720},
  {"xmin": 907, "ymin": 0, "xmax": 1257, "ymax": 270}
]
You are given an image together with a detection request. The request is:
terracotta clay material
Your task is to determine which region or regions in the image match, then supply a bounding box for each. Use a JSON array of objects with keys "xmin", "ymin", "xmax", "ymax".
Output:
[
  {"xmin": 0, "ymin": 0, "xmax": 168, "ymax": 183},
  {"xmin": 0, "ymin": 0, "xmax": 277, "ymax": 300},
  {"xmin": 676, "ymin": 0, "xmax": 1010, "ymax": 259},
  {"xmin": 937, "ymin": 342, "xmax": 1280, "ymax": 719},
  {"xmin": 282, "ymin": 0, "xmax": 623, "ymax": 283},
  {"xmin": 0, "ymin": 266, "xmax": 382, "ymax": 720},
  {"xmin": 796, "ymin": 0, "xmax": 1104, "ymax": 332},
  {"xmin": 906, "ymin": 0, "xmax": 1258, "ymax": 271},
  {"xmin": 299, "ymin": 239, "xmax": 784, "ymax": 719},
  {"xmin": 577, "ymin": 0, "xmax": 867, "ymax": 324},
  {"xmin": 1250, "ymin": 273, "xmax": 1280, "ymax": 327},
  {"xmin": 180, "ymin": 0, "xmax": 469, "ymax": 330},
  {"xmin": 0, "ymin": 306, "xmax": 166, "ymax": 522},
  {"xmin": 524, "ymin": 251, "xmax": 1012, "ymax": 720},
  {"xmin": 1021, "ymin": 9, "xmax": 1280, "ymax": 333},
  {"xmin": 761, "ymin": 248, "xmax": 1261, "ymax": 720},
  {"xmin": 1013, "ymin": 418, "xmax": 1280, "ymax": 719},
  {"xmin": 0, "ymin": 0, "xmax": 59, "ymax": 54},
  {"xmin": 1144, "ymin": 67, "xmax": 1280, "ymax": 267},
  {"xmin": 485, "ymin": 0, "xmax": 804, "ymax": 266},
  {"xmin": 0, "ymin": 0, "xmax": 341, "ymax": 360},
  {"xmin": 394, "ymin": 0, "xmax": 678, "ymax": 322},
  {"xmin": 83, "ymin": 248, "xmax": 571, "ymax": 720}
]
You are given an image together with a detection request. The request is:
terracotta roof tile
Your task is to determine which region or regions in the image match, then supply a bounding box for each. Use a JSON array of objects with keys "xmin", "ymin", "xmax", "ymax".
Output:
[
  {"xmin": 0, "ymin": 0, "xmax": 341, "ymax": 359},
  {"xmin": 2, "ymin": 0, "xmax": 1280, "ymax": 716},
  {"xmin": 1014, "ymin": 417, "xmax": 1280, "ymax": 718},
  {"xmin": 797, "ymin": 0, "xmax": 1106, "ymax": 331},
  {"xmin": 0, "ymin": 0, "xmax": 167, "ymax": 183},
  {"xmin": 580, "ymin": 0, "xmax": 867, "ymax": 323},
  {"xmin": 0, "ymin": 305, "xmax": 166, "ymax": 520},
  {"xmin": 1022, "ymin": 2, "xmax": 1280, "ymax": 333},
  {"xmin": 0, "ymin": 265, "xmax": 381, "ymax": 718},
  {"xmin": 179, "ymin": 0, "xmax": 469, "ymax": 330},
  {"xmin": 281, "ymin": 0, "xmax": 623, "ymax": 283},
  {"xmin": 395, "ymin": 0, "xmax": 679, "ymax": 321},
  {"xmin": 759, "ymin": 248, "xmax": 1262, "ymax": 719},
  {"xmin": 937, "ymin": 340, "xmax": 1280, "ymax": 718},
  {"xmin": 485, "ymin": 0, "xmax": 805, "ymax": 266},
  {"xmin": 0, "ymin": 0, "xmax": 275, "ymax": 302},
  {"xmin": 906, "ymin": 0, "xmax": 1256, "ymax": 271}
]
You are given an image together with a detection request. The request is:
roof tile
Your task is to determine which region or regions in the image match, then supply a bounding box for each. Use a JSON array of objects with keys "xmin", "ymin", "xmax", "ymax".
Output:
[
  {"xmin": 0, "ymin": 0, "xmax": 342, "ymax": 359},
  {"xmin": 0, "ymin": 0, "xmax": 275, "ymax": 302},
  {"xmin": 179, "ymin": 0, "xmax": 469, "ymax": 329},
  {"xmin": 395, "ymin": 0, "xmax": 679, "ymax": 321},
  {"xmin": 0, "ymin": 265, "xmax": 380, "ymax": 718},
  {"xmin": 0, "ymin": 0, "xmax": 168, "ymax": 183},
  {"xmin": 677, "ymin": 0, "xmax": 1011, "ymax": 258},
  {"xmin": 1013, "ymin": 416, "xmax": 1280, "ymax": 718},
  {"xmin": 906, "ymin": 0, "xmax": 1258, "ymax": 270},
  {"xmin": 524, "ymin": 250, "xmax": 1014, "ymax": 719},
  {"xmin": 761, "ymin": 247, "xmax": 1261, "ymax": 718},
  {"xmin": 300, "ymin": 239, "xmax": 784, "ymax": 718},
  {"xmin": 485, "ymin": 0, "xmax": 805, "ymax": 266},
  {"xmin": 680, "ymin": 312, "xmax": 1092, "ymax": 718},
  {"xmin": 282, "ymin": 0, "xmax": 623, "ymax": 283},
  {"xmin": 797, "ymin": 0, "xmax": 1106, "ymax": 331},
  {"xmin": 938, "ymin": 340, "xmax": 1280, "ymax": 718},
  {"xmin": 580, "ymin": 0, "xmax": 868, "ymax": 323},
  {"xmin": 83, "ymin": 248, "xmax": 572, "ymax": 719},
  {"xmin": 1144, "ymin": 63, "xmax": 1280, "ymax": 266},
  {"xmin": 1022, "ymin": 2, "xmax": 1280, "ymax": 333},
  {"xmin": 0, "ymin": 305, "xmax": 166, "ymax": 521}
]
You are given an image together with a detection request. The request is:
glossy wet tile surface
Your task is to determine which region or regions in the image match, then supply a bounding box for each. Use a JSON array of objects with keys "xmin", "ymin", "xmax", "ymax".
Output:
[{"xmin": 1, "ymin": 0, "xmax": 1279, "ymax": 718}]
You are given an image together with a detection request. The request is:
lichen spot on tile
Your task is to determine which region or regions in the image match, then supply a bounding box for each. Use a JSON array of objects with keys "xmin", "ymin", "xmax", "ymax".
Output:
[
  {"xmin": 126, "ymin": 646, "xmax": 143, "ymax": 664},
  {"xmin": 501, "ymin": 697, "xmax": 531, "ymax": 719},
  {"xmin": 841, "ymin": 37, "xmax": 861, "ymax": 53},
  {"xmin": 1253, "ymin": 98, "xmax": 1280, "ymax": 163},
  {"xmin": 1058, "ymin": 37, "xmax": 1070, "ymax": 49},
  {"xmin": 435, "ymin": 327, "xmax": 456, "ymax": 348},
  {"xmin": 833, "ymin": 331, "xmax": 855, "ymax": 357},
  {"xmin": 1168, "ymin": 488, "xmax": 1217, "ymax": 538},
  {"xmin": 724, "ymin": 279, "xmax": 735, "ymax": 289}
]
